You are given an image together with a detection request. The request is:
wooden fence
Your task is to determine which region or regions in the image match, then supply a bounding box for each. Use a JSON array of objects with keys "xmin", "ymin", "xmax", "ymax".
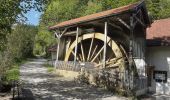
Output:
[{"xmin": 55, "ymin": 61, "xmax": 95, "ymax": 72}]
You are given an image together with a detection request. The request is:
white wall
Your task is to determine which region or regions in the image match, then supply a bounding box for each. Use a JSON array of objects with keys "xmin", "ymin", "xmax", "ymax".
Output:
[
  {"xmin": 51, "ymin": 52, "xmax": 57, "ymax": 60},
  {"xmin": 146, "ymin": 46, "xmax": 170, "ymax": 95}
]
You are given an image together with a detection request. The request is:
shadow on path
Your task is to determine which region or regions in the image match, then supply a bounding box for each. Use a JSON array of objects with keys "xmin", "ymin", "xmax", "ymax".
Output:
[{"xmin": 19, "ymin": 59, "xmax": 126, "ymax": 100}]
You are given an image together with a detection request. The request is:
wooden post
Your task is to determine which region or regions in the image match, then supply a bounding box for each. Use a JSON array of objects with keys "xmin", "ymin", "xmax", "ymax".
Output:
[
  {"xmin": 103, "ymin": 22, "xmax": 108, "ymax": 68},
  {"xmin": 129, "ymin": 15, "xmax": 134, "ymax": 90},
  {"xmin": 74, "ymin": 27, "xmax": 79, "ymax": 63},
  {"xmin": 55, "ymin": 37, "xmax": 60, "ymax": 68},
  {"xmin": 56, "ymin": 38, "xmax": 60, "ymax": 61}
]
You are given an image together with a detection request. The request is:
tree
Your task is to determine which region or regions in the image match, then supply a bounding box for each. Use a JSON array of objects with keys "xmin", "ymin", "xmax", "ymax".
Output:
[
  {"xmin": 146, "ymin": 0, "xmax": 170, "ymax": 20},
  {"xmin": 0, "ymin": 24, "xmax": 37, "ymax": 75},
  {"xmin": 0, "ymin": 0, "xmax": 50, "ymax": 51},
  {"xmin": 0, "ymin": 0, "xmax": 49, "ymax": 77}
]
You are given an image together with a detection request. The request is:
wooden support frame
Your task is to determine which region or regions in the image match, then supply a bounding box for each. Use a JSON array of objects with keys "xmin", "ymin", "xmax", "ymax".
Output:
[
  {"xmin": 128, "ymin": 14, "xmax": 135, "ymax": 90},
  {"xmin": 103, "ymin": 22, "xmax": 108, "ymax": 68},
  {"xmin": 117, "ymin": 17, "xmax": 130, "ymax": 30},
  {"xmin": 54, "ymin": 28, "xmax": 68, "ymax": 68},
  {"xmin": 133, "ymin": 9, "xmax": 146, "ymax": 27},
  {"xmin": 108, "ymin": 22, "xmax": 122, "ymax": 31},
  {"xmin": 56, "ymin": 38, "xmax": 60, "ymax": 61},
  {"xmin": 74, "ymin": 27, "xmax": 80, "ymax": 63},
  {"xmin": 134, "ymin": 15, "xmax": 145, "ymax": 27}
]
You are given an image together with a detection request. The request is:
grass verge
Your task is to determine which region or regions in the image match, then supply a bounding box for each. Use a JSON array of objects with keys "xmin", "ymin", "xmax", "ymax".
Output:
[
  {"xmin": 44, "ymin": 63, "xmax": 54, "ymax": 72},
  {"xmin": 1, "ymin": 60, "xmax": 26, "ymax": 85},
  {"xmin": 2, "ymin": 65, "xmax": 19, "ymax": 84}
]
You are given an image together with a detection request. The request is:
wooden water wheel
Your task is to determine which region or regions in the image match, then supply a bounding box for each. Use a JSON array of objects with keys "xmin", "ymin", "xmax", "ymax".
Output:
[
  {"xmin": 64, "ymin": 33, "xmax": 130, "ymax": 87},
  {"xmin": 65, "ymin": 33, "xmax": 127, "ymax": 68}
]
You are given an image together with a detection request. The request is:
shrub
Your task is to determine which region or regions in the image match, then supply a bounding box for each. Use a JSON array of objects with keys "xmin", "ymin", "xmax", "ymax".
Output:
[{"xmin": 2, "ymin": 65, "xmax": 19, "ymax": 85}]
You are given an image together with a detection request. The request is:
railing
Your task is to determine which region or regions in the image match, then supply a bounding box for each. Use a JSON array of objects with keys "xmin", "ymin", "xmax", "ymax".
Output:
[
  {"xmin": 12, "ymin": 80, "xmax": 22, "ymax": 99},
  {"xmin": 55, "ymin": 61, "xmax": 95, "ymax": 72}
]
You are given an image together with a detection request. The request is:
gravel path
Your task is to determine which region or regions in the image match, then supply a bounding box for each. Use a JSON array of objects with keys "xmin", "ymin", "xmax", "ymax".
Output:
[{"xmin": 20, "ymin": 59, "xmax": 128, "ymax": 100}]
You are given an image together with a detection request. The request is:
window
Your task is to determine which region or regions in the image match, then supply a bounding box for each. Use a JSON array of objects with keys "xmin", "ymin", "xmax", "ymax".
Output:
[{"xmin": 153, "ymin": 71, "xmax": 167, "ymax": 83}]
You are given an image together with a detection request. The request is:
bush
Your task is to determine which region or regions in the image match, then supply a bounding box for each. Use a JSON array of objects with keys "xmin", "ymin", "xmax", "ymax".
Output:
[{"xmin": 2, "ymin": 65, "xmax": 19, "ymax": 85}]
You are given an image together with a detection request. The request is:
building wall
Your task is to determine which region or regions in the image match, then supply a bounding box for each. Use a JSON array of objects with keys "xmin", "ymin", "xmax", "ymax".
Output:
[
  {"xmin": 146, "ymin": 46, "xmax": 170, "ymax": 95},
  {"xmin": 51, "ymin": 52, "xmax": 57, "ymax": 60},
  {"xmin": 133, "ymin": 37, "xmax": 146, "ymax": 76}
]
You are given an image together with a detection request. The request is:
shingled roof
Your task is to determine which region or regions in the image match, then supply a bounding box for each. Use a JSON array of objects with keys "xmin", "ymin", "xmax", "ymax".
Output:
[
  {"xmin": 147, "ymin": 18, "xmax": 170, "ymax": 46},
  {"xmin": 49, "ymin": 0, "xmax": 149, "ymax": 30}
]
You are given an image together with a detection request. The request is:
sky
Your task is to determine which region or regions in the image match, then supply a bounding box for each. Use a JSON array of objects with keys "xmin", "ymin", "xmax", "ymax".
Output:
[{"xmin": 25, "ymin": 9, "xmax": 42, "ymax": 26}]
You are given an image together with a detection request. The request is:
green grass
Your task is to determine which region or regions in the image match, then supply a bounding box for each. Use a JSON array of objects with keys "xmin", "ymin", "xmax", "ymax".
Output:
[
  {"xmin": 2, "ymin": 65, "xmax": 19, "ymax": 84},
  {"xmin": 44, "ymin": 64, "xmax": 54, "ymax": 72},
  {"xmin": 1, "ymin": 60, "xmax": 27, "ymax": 84}
]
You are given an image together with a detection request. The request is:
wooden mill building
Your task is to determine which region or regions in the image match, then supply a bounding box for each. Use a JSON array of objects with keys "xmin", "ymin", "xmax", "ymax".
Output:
[{"xmin": 49, "ymin": 1, "xmax": 151, "ymax": 95}]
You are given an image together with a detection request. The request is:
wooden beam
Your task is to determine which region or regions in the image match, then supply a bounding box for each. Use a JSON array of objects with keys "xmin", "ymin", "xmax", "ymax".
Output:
[
  {"xmin": 54, "ymin": 32, "xmax": 60, "ymax": 38},
  {"xmin": 74, "ymin": 27, "xmax": 79, "ymax": 63},
  {"xmin": 64, "ymin": 31, "xmax": 77, "ymax": 36},
  {"xmin": 60, "ymin": 28, "xmax": 68, "ymax": 37},
  {"xmin": 117, "ymin": 18, "xmax": 130, "ymax": 30},
  {"xmin": 128, "ymin": 15, "xmax": 134, "ymax": 90},
  {"xmin": 134, "ymin": 15, "xmax": 145, "ymax": 27},
  {"xmin": 103, "ymin": 22, "xmax": 108, "ymax": 68},
  {"xmin": 56, "ymin": 38, "xmax": 60, "ymax": 61},
  {"xmin": 108, "ymin": 19, "xmax": 123, "ymax": 31}
]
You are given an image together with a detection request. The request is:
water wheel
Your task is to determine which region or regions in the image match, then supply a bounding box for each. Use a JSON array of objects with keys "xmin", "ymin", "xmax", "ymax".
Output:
[
  {"xmin": 66, "ymin": 32, "xmax": 128, "ymax": 79},
  {"xmin": 64, "ymin": 32, "xmax": 138, "ymax": 92},
  {"xmin": 65, "ymin": 33, "xmax": 126, "ymax": 67}
]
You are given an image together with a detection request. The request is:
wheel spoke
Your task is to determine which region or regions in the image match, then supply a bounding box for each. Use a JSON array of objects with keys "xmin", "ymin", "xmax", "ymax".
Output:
[
  {"xmin": 100, "ymin": 53, "xmax": 102, "ymax": 62},
  {"xmin": 89, "ymin": 45, "xmax": 98, "ymax": 61},
  {"xmin": 80, "ymin": 42, "xmax": 85, "ymax": 62},
  {"xmin": 79, "ymin": 54, "xmax": 83, "ymax": 61},
  {"xmin": 87, "ymin": 34, "xmax": 94, "ymax": 61},
  {"xmin": 77, "ymin": 54, "xmax": 82, "ymax": 62},
  {"xmin": 97, "ymin": 57, "xmax": 100, "ymax": 63},
  {"xmin": 71, "ymin": 51, "xmax": 79, "ymax": 61},
  {"xmin": 91, "ymin": 45, "xmax": 104, "ymax": 62},
  {"xmin": 95, "ymin": 57, "xmax": 121, "ymax": 67},
  {"xmin": 91, "ymin": 39, "xmax": 113, "ymax": 63},
  {"xmin": 107, "ymin": 53, "xmax": 114, "ymax": 62}
]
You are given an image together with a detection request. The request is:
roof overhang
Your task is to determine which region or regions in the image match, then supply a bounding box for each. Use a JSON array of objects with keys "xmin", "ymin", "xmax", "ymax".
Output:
[{"xmin": 49, "ymin": 0, "xmax": 150, "ymax": 31}]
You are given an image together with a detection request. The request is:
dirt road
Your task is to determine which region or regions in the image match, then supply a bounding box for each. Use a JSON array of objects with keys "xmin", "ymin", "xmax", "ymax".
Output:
[{"xmin": 20, "ymin": 59, "xmax": 128, "ymax": 100}]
